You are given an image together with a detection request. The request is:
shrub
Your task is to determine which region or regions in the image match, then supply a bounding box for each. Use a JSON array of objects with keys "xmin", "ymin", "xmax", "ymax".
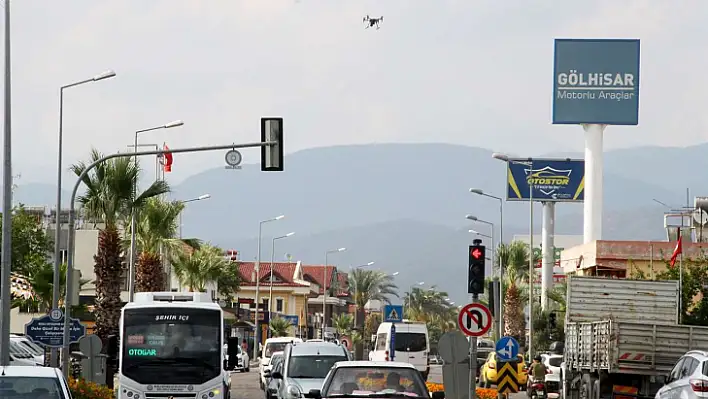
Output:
[
  {"xmin": 68, "ymin": 377, "xmax": 114, "ymax": 399},
  {"xmin": 425, "ymin": 382, "xmax": 498, "ymax": 399}
]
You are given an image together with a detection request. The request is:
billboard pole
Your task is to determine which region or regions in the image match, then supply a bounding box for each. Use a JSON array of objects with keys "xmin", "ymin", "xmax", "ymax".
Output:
[
  {"xmin": 541, "ymin": 202, "xmax": 555, "ymax": 311},
  {"xmin": 583, "ymin": 123, "xmax": 606, "ymax": 244}
]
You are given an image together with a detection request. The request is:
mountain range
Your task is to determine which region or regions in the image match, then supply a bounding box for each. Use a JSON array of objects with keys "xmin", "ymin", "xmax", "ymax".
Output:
[{"xmin": 10, "ymin": 142, "xmax": 706, "ymax": 305}]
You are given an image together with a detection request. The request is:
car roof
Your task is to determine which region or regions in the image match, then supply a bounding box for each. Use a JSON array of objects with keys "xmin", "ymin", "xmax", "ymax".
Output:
[
  {"xmin": 266, "ymin": 337, "xmax": 302, "ymax": 344},
  {"xmin": 0, "ymin": 367, "xmax": 61, "ymax": 377},
  {"xmin": 290, "ymin": 342, "xmax": 347, "ymax": 356},
  {"xmin": 334, "ymin": 361, "xmax": 418, "ymax": 369}
]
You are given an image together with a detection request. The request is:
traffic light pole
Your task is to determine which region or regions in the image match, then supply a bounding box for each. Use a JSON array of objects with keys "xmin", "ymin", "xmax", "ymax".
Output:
[{"xmin": 469, "ymin": 293, "xmax": 478, "ymax": 399}]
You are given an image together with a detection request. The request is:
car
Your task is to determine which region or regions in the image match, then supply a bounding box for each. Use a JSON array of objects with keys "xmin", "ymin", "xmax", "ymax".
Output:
[
  {"xmin": 301, "ymin": 360, "xmax": 443, "ymax": 399},
  {"xmin": 541, "ymin": 353, "xmax": 563, "ymax": 393},
  {"xmin": 0, "ymin": 365, "xmax": 71, "ymax": 397},
  {"xmin": 8, "ymin": 340, "xmax": 41, "ymax": 366},
  {"xmin": 270, "ymin": 340, "xmax": 350, "ymax": 399},
  {"xmin": 224, "ymin": 343, "xmax": 251, "ymax": 372},
  {"xmin": 259, "ymin": 337, "xmax": 303, "ymax": 390},
  {"xmin": 264, "ymin": 352, "xmax": 285, "ymax": 399},
  {"xmin": 10, "ymin": 334, "xmax": 45, "ymax": 365},
  {"xmin": 656, "ymin": 350, "xmax": 708, "ymax": 399},
  {"xmin": 480, "ymin": 352, "xmax": 528, "ymax": 389}
]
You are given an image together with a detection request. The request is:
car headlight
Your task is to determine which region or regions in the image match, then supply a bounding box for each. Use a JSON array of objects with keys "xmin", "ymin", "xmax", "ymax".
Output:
[{"xmin": 287, "ymin": 385, "xmax": 302, "ymax": 398}]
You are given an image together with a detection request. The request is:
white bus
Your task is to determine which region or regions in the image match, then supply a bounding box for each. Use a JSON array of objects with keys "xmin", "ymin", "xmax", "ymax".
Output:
[{"xmin": 117, "ymin": 292, "xmax": 230, "ymax": 399}]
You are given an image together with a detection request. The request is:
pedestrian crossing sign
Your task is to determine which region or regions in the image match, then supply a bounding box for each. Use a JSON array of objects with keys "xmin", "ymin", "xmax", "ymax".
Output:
[{"xmin": 384, "ymin": 305, "xmax": 403, "ymax": 322}]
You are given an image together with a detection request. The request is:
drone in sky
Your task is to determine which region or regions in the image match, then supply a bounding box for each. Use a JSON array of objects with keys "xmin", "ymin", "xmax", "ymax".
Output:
[{"xmin": 363, "ymin": 15, "xmax": 383, "ymax": 30}]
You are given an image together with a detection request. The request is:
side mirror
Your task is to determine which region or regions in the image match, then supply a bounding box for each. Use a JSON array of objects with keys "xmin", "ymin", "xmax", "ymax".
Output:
[
  {"xmin": 663, "ymin": 375, "xmax": 671, "ymax": 385},
  {"xmin": 432, "ymin": 392, "xmax": 445, "ymax": 399},
  {"xmin": 304, "ymin": 389, "xmax": 322, "ymax": 399},
  {"xmin": 272, "ymin": 371, "xmax": 283, "ymax": 380},
  {"xmin": 264, "ymin": 370, "xmax": 271, "ymax": 378}
]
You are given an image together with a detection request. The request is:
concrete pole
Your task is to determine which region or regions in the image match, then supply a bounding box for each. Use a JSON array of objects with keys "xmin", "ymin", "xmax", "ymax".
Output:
[
  {"xmin": 0, "ymin": 0, "xmax": 11, "ymax": 367},
  {"xmin": 583, "ymin": 124, "xmax": 606, "ymax": 244},
  {"xmin": 541, "ymin": 202, "xmax": 555, "ymax": 311}
]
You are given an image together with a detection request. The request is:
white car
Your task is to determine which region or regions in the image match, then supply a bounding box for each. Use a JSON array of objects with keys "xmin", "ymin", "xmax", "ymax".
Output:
[
  {"xmin": 11, "ymin": 335, "xmax": 44, "ymax": 365},
  {"xmin": 224, "ymin": 344, "xmax": 250, "ymax": 372},
  {"xmin": 259, "ymin": 337, "xmax": 302, "ymax": 390},
  {"xmin": 0, "ymin": 366, "xmax": 71, "ymax": 397},
  {"xmin": 541, "ymin": 353, "xmax": 563, "ymax": 393}
]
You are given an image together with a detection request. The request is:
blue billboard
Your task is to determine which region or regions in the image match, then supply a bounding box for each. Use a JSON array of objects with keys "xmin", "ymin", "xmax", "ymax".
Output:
[
  {"xmin": 506, "ymin": 159, "xmax": 584, "ymax": 202},
  {"xmin": 552, "ymin": 39, "xmax": 640, "ymax": 125}
]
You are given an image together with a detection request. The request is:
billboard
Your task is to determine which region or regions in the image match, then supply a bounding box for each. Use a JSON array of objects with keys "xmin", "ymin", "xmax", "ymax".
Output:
[
  {"xmin": 506, "ymin": 158, "xmax": 584, "ymax": 202},
  {"xmin": 552, "ymin": 39, "xmax": 640, "ymax": 125}
]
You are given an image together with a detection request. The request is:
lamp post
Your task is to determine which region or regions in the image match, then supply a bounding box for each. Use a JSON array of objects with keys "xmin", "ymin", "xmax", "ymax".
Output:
[
  {"xmin": 127, "ymin": 143, "xmax": 160, "ymax": 181},
  {"xmin": 323, "ymin": 247, "xmax": 346, "ymax": 338},
  {"xmin": 178, "ymin": 194, "xmax": 211, "ymax": 238},
  {"xmin": 50, "ymin": 69, "xmax": 116, "ymax": 368},
  {"xmin": 268, "ymin": 232, "xmax": 295, "ymax": 324},
  {"xmin": 469, "ymin": 229, "xmax": 491, "ymax": 239},
  {"xmin": 254, "ymin": 215, "xmax": 284, "ymax": 359},
  {"xmin": 352, "ymin": 261, "xmax": 375, "ymax": 269},
  {"xmin": 128, "ymin": 120, "xmax": 184, "ymax": 301},
  {"xmin": 466, "ymin": 215, "xmax": 495, "ymax": 264},
  {"xmin": 469, "ymin": 188, "xmax": 504, "ymax": 336},
  {"xmin": 493, "ymin": 152, "xmax": 535, "ymax": 358},
  {"xmin": 406, "ymin": 281, "xmax": 424, "ymax": 317}
]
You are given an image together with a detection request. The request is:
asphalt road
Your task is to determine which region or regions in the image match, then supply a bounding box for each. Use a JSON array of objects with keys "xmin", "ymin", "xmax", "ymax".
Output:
[{"xmin": 229, "ymin": 366, "xmax": 262, "ymax": 399}]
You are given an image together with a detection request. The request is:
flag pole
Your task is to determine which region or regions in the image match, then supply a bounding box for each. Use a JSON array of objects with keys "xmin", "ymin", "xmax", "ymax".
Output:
[{"xmin": 678, "ymin": 227, "xmax": 683, "ymax": 324}]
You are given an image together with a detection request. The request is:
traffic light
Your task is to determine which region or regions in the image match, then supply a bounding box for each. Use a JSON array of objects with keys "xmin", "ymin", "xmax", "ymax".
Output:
[
  {"xmin": 468, "ymin": 241, "xmax": 486, "ymax": 294},
  {"xmin": 261, "ymin": 117, "xmax": 284, "ymax": 171}
]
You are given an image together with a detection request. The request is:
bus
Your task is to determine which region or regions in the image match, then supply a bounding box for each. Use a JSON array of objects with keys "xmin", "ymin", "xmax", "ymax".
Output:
[{"xmin": 117, "ymin": 292, "xmax": 230, "ymax": 399}]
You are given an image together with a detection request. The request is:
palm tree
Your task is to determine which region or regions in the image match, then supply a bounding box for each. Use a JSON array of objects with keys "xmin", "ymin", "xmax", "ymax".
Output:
[
  {"xmin": 269, "ymin": 317, "xmax": 292, "ymax": 337},
  {"xmin": 503, "ymin": 267, "xmax": 526, "ymax": 346},
  {"xmin": 71, "ymin": 149, "xmax": 169, "ymax": 341},
  {"xmin": 348, "ymin": 269, "xmax": 399, "ymax": 360},
  {"xmin": 331, "ymin": 313, "xmax": 354, "ymax": 336},
  {"xmin": 171, "ymin": 244, "xmax": 228, "ymax": 292},
  {"xmin": 133, "ymin": 198, "xmax": 185, "ymax": 292},
  {"xmin": 496, "ymin": 240, "xmax": 536, "ymax": 279},
  {"xmin": 404, "ymin": 286, "xmax": 456, "ymax": 324},
  {"xmin": 11, "ymin": 263, "xmax": 90, "ymax": 313}
]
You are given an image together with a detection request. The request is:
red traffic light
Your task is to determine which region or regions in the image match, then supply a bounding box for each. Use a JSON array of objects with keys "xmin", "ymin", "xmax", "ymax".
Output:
[{"xmin": 471, "ymin": 248, "xmax": 482, "ymax": 259}]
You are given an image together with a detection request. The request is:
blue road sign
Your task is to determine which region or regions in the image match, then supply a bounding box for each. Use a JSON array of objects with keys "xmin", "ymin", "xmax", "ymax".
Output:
[
  {"xmin": 506, "ymin": 158, "xmax": 585, "ymax": 202},
  {"xmin": 390, "ymin": 324, "xmax": 396, "ymax": 362},
  {"xmin": 496, "ymin": 336, "xmax": 520, "ymax": 362},
  {"xmin": 552, "ymin": 38, "xmax": 640, "ymax": 125},
  {"xmin": 384, "ymin": 305, "xmax": 403, "ymax": 323},
  {"xmin": 25, "ymin": 315, "xmax": 86, "ymax": 348}
]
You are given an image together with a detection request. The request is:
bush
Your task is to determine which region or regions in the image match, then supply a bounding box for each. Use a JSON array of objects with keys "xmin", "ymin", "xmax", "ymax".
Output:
[
  {"xmin": 68, "ymin": 377, "xmax": 114, "ymax": 399},
  {"xmin": 425, "ymin": 382, "xmax": 498, "ymax": 399}
]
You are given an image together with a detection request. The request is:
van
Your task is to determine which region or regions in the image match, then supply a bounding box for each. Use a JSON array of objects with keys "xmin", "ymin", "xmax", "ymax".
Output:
[
  {"xmin": 259, "ymin": 337, "xmax": 303, "ymax": 390},
  {"xmin": 370, "ymin": 321, "xmax": 430, "ymax": 379}
]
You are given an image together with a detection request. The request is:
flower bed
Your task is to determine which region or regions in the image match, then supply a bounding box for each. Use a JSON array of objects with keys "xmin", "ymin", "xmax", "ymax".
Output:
[
  {"xmin": 68, "ymin": 377, "xmax": 115, "ymax": 399},
  {"xmin": 425, "ymin": 382, "xmax": 498, "ymax": 399}
]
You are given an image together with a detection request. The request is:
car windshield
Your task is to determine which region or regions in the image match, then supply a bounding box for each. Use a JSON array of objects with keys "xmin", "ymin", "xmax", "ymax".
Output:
[
  {"xmin": 265, "ymin": 342, "xmax": 288, "ymax": 357},
  {"xmin": 548, "ymin": 356, "xmax": 563, "ymax": 367},
  {"xmin": 325, "ymin": 367, "xmax": 429, "ymax": 398},
  {"xmin": 16, "ymin": 339, "xmax": 43, "ymax": 356},
  {"xmin": 0, "ymin": 376, "xmax": 66, "ymax": 399},
  {"xmin": 9, "ymin": 341, "xmax": 33, "ymax": 358},
  {"xmin": 288, "ymin": 355, "xmax": 348, "ymax": 379}
]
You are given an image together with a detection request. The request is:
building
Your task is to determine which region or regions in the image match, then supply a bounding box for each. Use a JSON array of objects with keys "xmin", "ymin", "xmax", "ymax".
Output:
[
  {"xmin": 560, "ymin": 239, "xmax": 697, "ymax": 278},
  {"xmin": 234, "ymin": 260, "xmax": 351, "ymax": 340},
  {"xmin": 512, "ymin": 234, "xmax": 583, "ymax": 290}
]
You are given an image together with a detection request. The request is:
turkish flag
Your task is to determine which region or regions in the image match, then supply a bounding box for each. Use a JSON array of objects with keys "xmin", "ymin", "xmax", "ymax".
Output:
[
  {"xmin": 162, "ymin": 144, "xmax": 173, "ymax": 172},
  {"xmin": 670, "ymin": 234, "xmax": 682, "ymax": 268}
]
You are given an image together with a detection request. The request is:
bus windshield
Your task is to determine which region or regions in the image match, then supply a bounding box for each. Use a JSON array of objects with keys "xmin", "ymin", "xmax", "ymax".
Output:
[{"xmin": 121, "ymin": 307, "xmax": 221, "ymax": 385}]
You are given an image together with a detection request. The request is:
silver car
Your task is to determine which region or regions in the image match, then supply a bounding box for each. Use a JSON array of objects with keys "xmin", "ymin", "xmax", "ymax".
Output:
[{"xmin": 271, "ymin": 341, "xmax": 350, "ymax": 399}]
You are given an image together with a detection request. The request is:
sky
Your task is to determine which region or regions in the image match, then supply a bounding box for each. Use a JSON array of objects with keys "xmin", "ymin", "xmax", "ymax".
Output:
[{"xmin": 6, "ymin": 0, "xmax": 708, "ymax": 185}]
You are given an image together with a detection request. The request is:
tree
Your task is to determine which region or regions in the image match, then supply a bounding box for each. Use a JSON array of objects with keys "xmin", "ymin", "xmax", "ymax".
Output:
[
  {"xmin": 12, "ymin": 262, "xmax": 91, "ymax": 313},
  {"xmin": 171, "ymin": 244, "xmax": 228, "ymax": 292},
  {"xmin": 403, "ymin": 286, "xmax": 457, "ymax": 350},
  {"xmin": 364, "ymin": 312, "xmax": 381, "ymax": 339},
  {"xmin": 331, "ymin": 313, "xmax": 354, "ymax": 336},
  {"xmin": 0, "ymin": 205, "xmax": 53, "ymax": 276},
  {"xmin": 133, "ymin": 198, "xmax": 184, "ymax": 292},
  {"xmin": 503, "ymin": 267, "xmax": 526, "ymax": 347},
  {"xmin": 71, "ymin": 149, "xmax": 169, "ymax": 342},
  {"xmin": 217, "ymin": 261, "xmax": 242, "ymax": 303},
  {"xmin": 269, "ymin": 317, "xmax": 292, "ymax": 337},
  {"xmin": 348, "ymin": 269, "xmax": 399, "ymax": 360}
]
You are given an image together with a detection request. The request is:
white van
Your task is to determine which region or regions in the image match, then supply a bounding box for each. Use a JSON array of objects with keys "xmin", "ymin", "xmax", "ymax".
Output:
[
  {"xmin": 258, "ymin": 337, "xmax": 303, "ymax": 390},
  {"xmin": 370, "ymin": 321, "xmax": 430, "ymax": 380}
]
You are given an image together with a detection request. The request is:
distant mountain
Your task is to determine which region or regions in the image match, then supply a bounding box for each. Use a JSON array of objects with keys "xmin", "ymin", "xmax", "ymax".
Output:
[{"xmin": 8, "ymin": 142, "xmax": 703, "ymax": 303}]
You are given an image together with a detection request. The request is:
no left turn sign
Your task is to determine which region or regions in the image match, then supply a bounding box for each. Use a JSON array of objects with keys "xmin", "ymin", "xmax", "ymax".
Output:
[{"xmin": 458, "ymin": 303, "xmax": 492, "ymax": 337}]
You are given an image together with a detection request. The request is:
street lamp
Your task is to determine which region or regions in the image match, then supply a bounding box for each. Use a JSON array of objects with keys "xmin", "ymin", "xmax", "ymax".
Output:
[
  {"xmin": 127, "ymin": 120, "xmax": 184, "ymax": 302},
  {"xmin": 51, "ymin": 69, "xmax": 116, "ymax": 368},
  {"xmin": 406, "ymin": 281, "xmax": 424, "ymax": 316},
  {"xmin": 469, "ymin": 229, "xmax": 491, "ymax": 239},
  {"xmin": 269, "ymin": 232, "xmax": 295, "ymax": 321},
  {"xmin": 493, "ymin": 152, "xmax": 535, "ymax": 358},
  {"xmin": 352, "ymin": 261, "xmax": 375, "ymax": 269},
  {"xmin": 178, "ymin": 194, "xmax": 211, "ymax": 238},
  {"xmin": 323, "ymin": 247, "xmax": 346, "ymax": 338},
  {"xmin": 469, "ymin": 188, "xmax": 505, "ymax": 339},
  {"xmin": 254, "ymin": 215, "xmax": 285, "ymax": 359}
]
